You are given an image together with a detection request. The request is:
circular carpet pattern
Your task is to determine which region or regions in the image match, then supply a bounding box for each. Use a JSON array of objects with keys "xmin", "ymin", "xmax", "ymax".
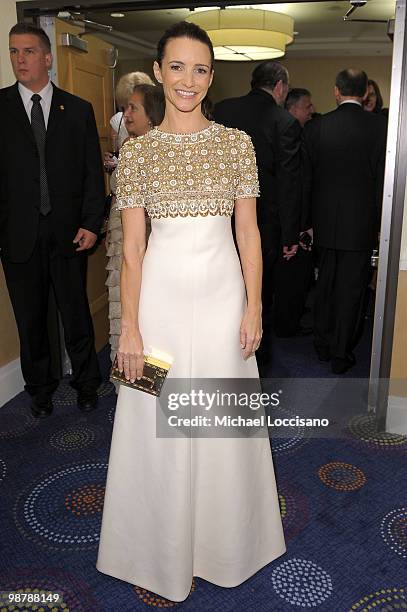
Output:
[
  {"xmin": 0, "ymin": 401, "xmax": 39, "ymax": 440},
  {"xmin": 134, "ymin": 578, "xmax": 196, "ymax": 607},
  {"xmin": 0, "ymin": 458, "xmax": 6, "ymax": 484},
  {"xmin": 14, "ymin": 462, "xmax": 107, "ymax": 550},
  {"xmin": 381, "ymin": 507, "xmax": 407, "ymax": 558},
  {"xmin": 268, "ymin": 406, "xmax": 309, "ymax": 456},
  {"xmin": 53, "ymin": 381, "xmax": 114, "ymax": 407},
  {"xmin": 278, "ymin": 482, "xmax": 310, "ymax": 541},
  {"xmin": 348, "ymin": 415, "xmax": 407, "ymax": 451},
  {"xmin": 271, "ymin": 558, "xmax": 333, "ymax": 607},
  {"xmin": 49, "ymin": 424, "xmax": 103, "ymax": 452},
  {"xmin": 348, "ymin": 587, "xmax": 406, "ymax": 611},
  {"xmin": 318, "ymin": 461, "xmax": 366, "ymax": 491},
  {"xmin": 0, "ymin": 568, "xmax": 100, "ymax": 611}
]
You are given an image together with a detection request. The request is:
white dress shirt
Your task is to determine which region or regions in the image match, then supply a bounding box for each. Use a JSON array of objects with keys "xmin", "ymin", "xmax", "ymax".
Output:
[
  {"xmin": 340, "ymin": 99, "xmax": 362, "ymax": 107},
  {"xmin": 18, "ymin": 80, "xmax": 53, "ymax": 127}
]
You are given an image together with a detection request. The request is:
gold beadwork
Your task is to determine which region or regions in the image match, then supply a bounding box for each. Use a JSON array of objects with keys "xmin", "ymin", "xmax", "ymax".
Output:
[{"xmin": 115, "ymin": 123, "xmax": 260, "ymax": 218}]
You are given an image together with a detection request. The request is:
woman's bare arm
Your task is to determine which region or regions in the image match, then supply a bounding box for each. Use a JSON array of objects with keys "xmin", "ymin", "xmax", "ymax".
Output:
[
  {"xmin": 117, "ymin": 207, "xmax": 146, "ymax": 381},
  {"xmin": 234, "ymin": 198, "xmax": 263, "ymax": 359}
]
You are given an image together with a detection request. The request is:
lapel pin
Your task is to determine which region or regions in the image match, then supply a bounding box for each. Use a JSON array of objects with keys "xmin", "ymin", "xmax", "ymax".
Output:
[{"xmin": 59, "ymin": 105, "xmax": 65, "ymax": 111}]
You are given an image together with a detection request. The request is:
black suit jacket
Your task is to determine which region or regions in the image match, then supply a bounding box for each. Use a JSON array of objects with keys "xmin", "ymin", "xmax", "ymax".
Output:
[
  {"xmin": 214, "ymin": 88, "xmax": 302, "ymax": 246},
  {"xmin": 0, "ymin": 82, "xmax": 105, "ymax": 262},
  {"xmin": 302, "ymin": 103, "xmax": 387, "ymax": 251}
]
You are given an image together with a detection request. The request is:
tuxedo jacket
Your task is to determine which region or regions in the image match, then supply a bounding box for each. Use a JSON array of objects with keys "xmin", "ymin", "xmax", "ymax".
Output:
[
  {"xmin": 0, "ymin": 82, "xmax": 105, "ymax": 262},
  {"xmin": 214, "ymin": 88, "xmax": 302, "ymax": 246},
  {"xmin": 302, "ymin": 103, "xmax": 387, "ymax": 251}
]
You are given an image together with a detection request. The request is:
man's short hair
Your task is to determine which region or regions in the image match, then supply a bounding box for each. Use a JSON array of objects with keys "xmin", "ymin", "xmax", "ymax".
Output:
[
  {"xmin": 335, "ymin": 69, "xmax": 368, "ymax": 98},
  {"xmin": 285, "ymin": 88, "xmax": 311, "ymax": 110},
  {"xmin": 251, "ymin": 60, "xmax": 288, "ymax": 90},
  {"xmin": 9, "ymin": 23, "xmax": 51, "ymax": 53}
]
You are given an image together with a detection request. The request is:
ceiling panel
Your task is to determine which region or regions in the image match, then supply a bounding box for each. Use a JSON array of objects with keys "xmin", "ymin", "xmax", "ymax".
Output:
[{"xmin": 80, "ymin": 0, "xmax": 395, "ymax": 58}]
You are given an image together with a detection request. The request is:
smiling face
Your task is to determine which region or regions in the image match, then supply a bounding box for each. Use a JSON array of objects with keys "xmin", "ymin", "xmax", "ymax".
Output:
[
  {"xmin": 9, "ymin": 33, "xmax": 52, "ymax": 92},
  {"xmin": 124, "ymin": 90, "xmax": 151, "ymax": 137},
  {"xmin": 153, "ymin": 36, "xmax": 213, "ymax": 116},
  {"xmin": 364, "ymin": 84, "xmax": 378, "ymax": 112}
]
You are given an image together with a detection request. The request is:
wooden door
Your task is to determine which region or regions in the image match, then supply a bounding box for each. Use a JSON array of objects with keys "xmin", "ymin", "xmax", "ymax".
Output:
[{"xmin": 55, "ymin": 18, "xmax": 114, "ymax": 352}]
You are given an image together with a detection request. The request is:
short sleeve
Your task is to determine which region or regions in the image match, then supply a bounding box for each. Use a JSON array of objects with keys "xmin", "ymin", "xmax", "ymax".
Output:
[
  {"xmin": 235, "ymin": 132, "xmax": 260, "ymax": 200},
  {"xmin": 115, "ymin": 140, "xmax": 145, "ymax": 210}
]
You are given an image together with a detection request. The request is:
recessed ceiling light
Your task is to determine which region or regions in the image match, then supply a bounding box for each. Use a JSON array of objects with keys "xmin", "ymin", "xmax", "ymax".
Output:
[{"xmin": 110, "ymin": 12, "xmax": 125, "ymax": 18}]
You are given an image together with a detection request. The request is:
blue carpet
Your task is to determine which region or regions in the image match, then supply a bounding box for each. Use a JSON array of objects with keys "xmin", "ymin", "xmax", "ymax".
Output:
[
  {"xmin": 266, "ymin": 287, "xmax": 374, "ymax": 379},
  {"xmin": 0, "ymin": 338, "xmax": 406, "ymax": 611}
]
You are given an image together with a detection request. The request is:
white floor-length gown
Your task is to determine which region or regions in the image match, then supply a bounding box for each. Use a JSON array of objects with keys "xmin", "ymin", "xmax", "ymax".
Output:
[{"xmin": 96, "ymin": 122, "xmax": 286, "ymax": 602}]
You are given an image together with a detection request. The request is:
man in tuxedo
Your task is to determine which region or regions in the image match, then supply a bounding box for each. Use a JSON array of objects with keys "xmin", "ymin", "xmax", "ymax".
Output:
[
  {"xmin": 285, "ymin": 88, "xmax": 315, "ymax": 128},
  {"xmin": 214, "ymin": 61, "xmax": 302, "ymax": 352},
  {"xmin": 302, "ymin": 69, "xmax": 387, "ymax": 373},
  {"xmin": 272, "ymin": 87, "xmax": 316, "ymax": 338},
  {"xmin": 0, "ymin": 23, "xmax": 105, "ymax": 416}
]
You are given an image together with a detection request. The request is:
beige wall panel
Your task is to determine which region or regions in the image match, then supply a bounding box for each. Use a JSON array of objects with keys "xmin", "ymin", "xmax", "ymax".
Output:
[
  {"xmin": 116, "ymin": 58, "xmax": 156, "ymax": 83},
  {"xmin": 390, "ymin": 271, "xmax": 407, "ymax": 385},
  {"xmin": 282, "ymin": 56, "xmax": 392, "ymax": 114},
  {"xmin": 0, "ymin": 0, "xmax": 20, "ymax": 369},
  {"xmin": 117, "ymin": 55, "xmax": 392, "ymax": 113},
  {"xmin": 55, "ymin": 19, "xmax": 114, "ymax": 148},
  {"xmin": 211, "ymin": 56, "xmax": 391, "ymax": 112},
  {"xmin": 0, "ymin": 267, "xmax": 19, "ymax": 367},
  {"xmin": 0, "ymin": 0, "xmax": 18, "ymax": 87}
]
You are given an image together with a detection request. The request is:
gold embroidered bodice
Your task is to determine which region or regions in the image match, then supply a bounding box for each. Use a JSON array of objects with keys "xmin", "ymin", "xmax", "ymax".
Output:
[{"xmin": 115, "ymin": 122, "xmax": 260, "ymax": 219}]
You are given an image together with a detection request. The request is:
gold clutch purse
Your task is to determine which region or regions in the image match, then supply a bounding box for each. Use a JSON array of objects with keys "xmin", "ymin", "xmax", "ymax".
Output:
[{"xmin": 111, "ymin": 353, "xmax": 171, "ymax": 397}]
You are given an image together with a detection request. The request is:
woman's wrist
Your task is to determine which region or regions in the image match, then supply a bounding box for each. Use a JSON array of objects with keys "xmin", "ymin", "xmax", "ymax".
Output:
[
  {"xmin": 246, "ymin": 301, "xmax": 262, "ymax": 314},
  {"xmin": 121, "ymin": 322, "xmax": 140, "ymax": 335}
]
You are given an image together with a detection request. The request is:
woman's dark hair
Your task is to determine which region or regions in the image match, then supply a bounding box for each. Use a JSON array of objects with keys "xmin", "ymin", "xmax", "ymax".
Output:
[
  {"xmin": 9, "ymin": 23, "xmax": 51, "ymax": 53},
  {"xmin": 201, "ymin": 96, "xmax": 214, "ymax": 121},
  {"xmin": 156, "ymin": 21, "xmax": 214, "ymax": 120},
  {"xmin": 156, "ymin": 21, "xmax": 214, "ymax": 69},
  {"xmin": 132, "ymin": 84, "xmax": 165, "ymax": 127},
  {"xmin": 367, "ymin": 79, "xmax": 383, "ymax": 112}
]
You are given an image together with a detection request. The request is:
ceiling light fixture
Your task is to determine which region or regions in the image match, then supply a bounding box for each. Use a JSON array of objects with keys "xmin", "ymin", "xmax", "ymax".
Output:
[
  {"xmin": 186, "ymin": 8, "xmax": 294, "ymax": 61},
  {"xmin": 110, "ymin": 12, "xmax": 125, "ymax": 18}
]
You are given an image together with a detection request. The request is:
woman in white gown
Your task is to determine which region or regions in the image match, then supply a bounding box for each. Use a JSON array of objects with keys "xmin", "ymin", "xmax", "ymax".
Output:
[{"xmin": 97, "ymin": 21, "xmax": 286, "ymax": 602}]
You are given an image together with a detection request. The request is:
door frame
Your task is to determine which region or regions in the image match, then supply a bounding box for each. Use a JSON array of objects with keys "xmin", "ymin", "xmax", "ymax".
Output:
[
  {"xmin": 369, "ymin": 0, "xmax": 407, "ymax": 428},
  {"xmin": 18, "ymin": 0, "xmax": 407, "ymax": 428},
  {"xmin": 17, "ymin": 0, "xmax": 340, "ymax": 20}
]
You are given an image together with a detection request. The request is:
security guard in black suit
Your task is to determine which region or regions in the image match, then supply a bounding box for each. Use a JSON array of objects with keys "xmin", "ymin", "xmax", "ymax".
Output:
[{"xmin": 0, "ymin": 23, "xmax": 105, "ymax": 416}]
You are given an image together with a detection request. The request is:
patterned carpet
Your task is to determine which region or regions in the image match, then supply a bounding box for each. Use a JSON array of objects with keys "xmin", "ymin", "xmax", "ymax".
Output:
[{"xmin": 0, "ymin": 345, "xmax": 406, "ymax": 611}]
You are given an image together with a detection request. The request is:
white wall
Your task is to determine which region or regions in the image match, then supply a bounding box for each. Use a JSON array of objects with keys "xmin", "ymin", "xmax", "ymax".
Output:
[{"xmin": 0, "ymin": 0, "xmax": 18, "ymax": 87}]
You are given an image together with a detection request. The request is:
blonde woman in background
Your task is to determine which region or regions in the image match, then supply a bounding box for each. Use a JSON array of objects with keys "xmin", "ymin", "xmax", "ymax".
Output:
[
  {"xmin": 105, "ymin": 72, "xmax": 154, "ymax": 368},
  {"xmin": 107, "ymin": 71, "xmax": 154, "ymax": 156},
  {"xmin": 105, "ymin": 79, "xmax": 164, "ymax": 372}
]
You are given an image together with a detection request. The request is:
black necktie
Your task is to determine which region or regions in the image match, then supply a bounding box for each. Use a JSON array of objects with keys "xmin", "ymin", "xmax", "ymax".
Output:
[{"xmin": 31, "ymin": 93, "xmax": 51, "ymax": 216}]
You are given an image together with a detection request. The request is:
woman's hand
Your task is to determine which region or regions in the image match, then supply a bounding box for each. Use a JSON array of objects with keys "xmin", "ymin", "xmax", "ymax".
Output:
[
  {"xmin": 117, "ymin": 329, "xmax": 144, "ymax": 382},
  {"xmin": 104, "ymin": 152, "xmax": 118, "ymax": 173},
  {"xmin": 240, "ymin": 307, "xmax": 262, "ymax": 360}
]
